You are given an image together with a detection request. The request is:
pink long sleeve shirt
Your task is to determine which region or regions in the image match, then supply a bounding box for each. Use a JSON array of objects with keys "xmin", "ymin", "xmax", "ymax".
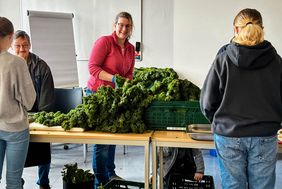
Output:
[{"xmin": 87, "ymin": 32, "xmax": 135, "ymax": 91}]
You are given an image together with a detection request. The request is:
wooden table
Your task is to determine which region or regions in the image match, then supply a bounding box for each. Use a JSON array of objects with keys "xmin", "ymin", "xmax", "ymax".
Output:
[
  {"xmin": 151, "ymin": 131, "xmax": 282, "ymax": 189},
  {"xmin": 151, "ymin": 130, "xmax": 215, "ymax": 189},
  {"xmin": 30, "ymin": 127, "xmax": 282, "ymax": 189},
  {"xmin": 30, "ymin": 129, "xmax": 153, "ymax": 189}
]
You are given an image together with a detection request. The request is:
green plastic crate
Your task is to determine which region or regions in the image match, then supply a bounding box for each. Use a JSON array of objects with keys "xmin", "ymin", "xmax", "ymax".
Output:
[
  {"xmin": 103, "ymin": 180, "xmax": 145, "ymax": 189},
  {"xmin": 145, "ymin": 101, "xmax": 209, "ymax": 130}
]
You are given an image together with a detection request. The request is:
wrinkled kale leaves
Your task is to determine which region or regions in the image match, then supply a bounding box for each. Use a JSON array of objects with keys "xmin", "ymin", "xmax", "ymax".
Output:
[{"xmin": 33, "ymin": 67, "xmax": 200, "ymax": 133}]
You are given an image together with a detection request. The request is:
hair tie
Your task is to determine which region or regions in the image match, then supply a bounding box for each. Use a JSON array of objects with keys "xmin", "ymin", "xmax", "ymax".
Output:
[{"xmin": 246, "ymin": 22, "xmax": 253, "ymax": 26}]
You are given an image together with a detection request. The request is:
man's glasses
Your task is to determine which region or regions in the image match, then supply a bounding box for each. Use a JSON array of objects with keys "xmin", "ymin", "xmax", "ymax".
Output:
[
  {"xmin": 116, "ymin": 23, "xmax": 132, "ymax": 29},
  {"xmin": 14, "ymin": 44, "xmax": 29, "ymax": 49}
]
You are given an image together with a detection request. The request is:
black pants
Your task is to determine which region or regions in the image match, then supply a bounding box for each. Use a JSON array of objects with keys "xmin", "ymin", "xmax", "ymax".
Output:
[{"xmin": 24, "ymin": 142, "xmax": 51, "ymax": 167}]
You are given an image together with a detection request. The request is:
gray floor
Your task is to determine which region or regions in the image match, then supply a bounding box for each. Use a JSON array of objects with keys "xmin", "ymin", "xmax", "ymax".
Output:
[{"xmin": 1, "ymin": 144, "xmax": 282, "ymax": 189}]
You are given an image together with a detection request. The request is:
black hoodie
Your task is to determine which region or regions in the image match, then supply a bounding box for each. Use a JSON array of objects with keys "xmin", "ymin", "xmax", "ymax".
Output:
[{"xmin": 200, "ymin": 41, "xmax": 282, "ymax": 137}]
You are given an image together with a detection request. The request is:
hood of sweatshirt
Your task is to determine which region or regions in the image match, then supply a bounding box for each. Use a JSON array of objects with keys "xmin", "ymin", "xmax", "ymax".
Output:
[{"xmin": 226, "ymin": 40, "xmax": 277, "ymax": 70}]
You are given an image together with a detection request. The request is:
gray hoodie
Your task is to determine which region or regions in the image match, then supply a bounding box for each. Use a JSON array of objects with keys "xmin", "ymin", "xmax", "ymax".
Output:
[
  {"xmin": 200, "ymin": 41, "xmax": 282, "ymax": 137},
  {"xmin": 0, "ymin": 51, "xmax": 36, "ymax": 132}
]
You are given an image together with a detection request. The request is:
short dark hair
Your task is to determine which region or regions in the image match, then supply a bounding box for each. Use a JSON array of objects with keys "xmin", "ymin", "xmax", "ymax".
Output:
[
  {"xmin": 14, "ymin": 30, "xmax": 31, "ymax": 45},
  {"xmin": 0, "ymin": 17, "xmax": 14, "ymax": 37}
]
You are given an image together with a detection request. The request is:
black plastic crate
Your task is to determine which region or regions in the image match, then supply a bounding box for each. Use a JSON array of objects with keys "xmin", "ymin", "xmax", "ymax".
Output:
[
  {"xmin": 103, "ymin": 179, "xmax": 145, "ymax": 189},
  {"xmin": 168, "ymin": 174, "xmax": 214, "ymax": 189},
  {"xmin": 145, "ymin": 101, "xmax": 209, "ymax": 130}
]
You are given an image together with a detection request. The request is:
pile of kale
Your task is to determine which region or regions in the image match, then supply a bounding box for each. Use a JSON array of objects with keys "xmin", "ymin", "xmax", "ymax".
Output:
[{"xmin": 32, "ymin": 67, "xmax": 200, "ymax": 133}]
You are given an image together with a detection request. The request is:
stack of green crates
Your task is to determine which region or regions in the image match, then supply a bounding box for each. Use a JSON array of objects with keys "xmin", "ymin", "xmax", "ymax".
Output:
[{"xmin": 145, "ymin": 101, "xmax": 209, "ymax": 130}]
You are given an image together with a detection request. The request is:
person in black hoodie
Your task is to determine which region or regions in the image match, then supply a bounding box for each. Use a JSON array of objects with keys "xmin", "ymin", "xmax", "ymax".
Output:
[{"xmin": 200, "ymin": 8, "xmax": 282, "ymax": 189}]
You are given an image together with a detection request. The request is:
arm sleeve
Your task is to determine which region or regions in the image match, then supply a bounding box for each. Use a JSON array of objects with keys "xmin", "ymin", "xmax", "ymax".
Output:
[
  {"xmin": 124, "ymin": 61, "xmax": 134, "ymax": 80},
  {"xmin": 200, "ymin": 61, "xmax": 222, "ymax": 122},
  {"xmin": 38, "ymin": 64, "xmax": 55, "ymax": 112},
  {"xmin": 16, "ymin": 61, "xmax": 36, "ymax": 111},
  {"xmin": 192, "ymin": 149, "xmax": 205, "ymax": 174},
  {"xmin": 124, "ymin": 46, "xmax": 135, "ymax": 80},
  {"xmin": 88, "ymin": 37, "xmax": 109, "ymax": 79}
]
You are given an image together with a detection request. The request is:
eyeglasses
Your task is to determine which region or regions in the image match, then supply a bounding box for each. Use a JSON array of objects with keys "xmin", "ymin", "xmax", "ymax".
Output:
[
  {"xmin": 14, "ymin": 44, "xmax": 29, "ymax": 49},
  {"xmin": 116, "ymin": 23, "xmax": 132, "ymax": 29}
]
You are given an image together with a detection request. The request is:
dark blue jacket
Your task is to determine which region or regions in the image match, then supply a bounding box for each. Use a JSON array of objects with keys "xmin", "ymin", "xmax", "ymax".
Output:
[{"xmin": 200, "ymin": 41, "xmax": 282, "ymax": 137}]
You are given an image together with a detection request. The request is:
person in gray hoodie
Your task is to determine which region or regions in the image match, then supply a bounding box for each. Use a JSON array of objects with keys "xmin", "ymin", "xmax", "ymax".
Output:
[
  {"xmin": 200, "ymin": 8, "xmax": 282, "ymax": 189},
  {"xmin": 0, "ymin": 17, "xmax": 36, "ymax": 189}
]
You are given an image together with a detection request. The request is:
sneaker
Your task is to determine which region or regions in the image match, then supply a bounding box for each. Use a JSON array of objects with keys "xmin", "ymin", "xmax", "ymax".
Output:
[
  {"xmin": 149, "ymin": 175, "xmax": 153, "ymax": 184},
  {"xmin": 109, "ymin": 174, "xmax": 124, "ymax": 181},
  {"xmin": 39, "ymin": 184, "xmax": 51, "ymax": 189}
]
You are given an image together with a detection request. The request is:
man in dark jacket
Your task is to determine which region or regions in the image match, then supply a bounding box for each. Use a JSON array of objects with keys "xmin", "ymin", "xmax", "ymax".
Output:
[{"xmin": 12, "ymin": 30, "xmax": 54, "ymax": 189}]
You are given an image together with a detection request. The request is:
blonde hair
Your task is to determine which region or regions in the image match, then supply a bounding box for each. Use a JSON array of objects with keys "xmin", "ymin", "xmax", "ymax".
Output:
[{"xmin": 232, "ymin": 8, "xmax": 264, "ymax": 46}]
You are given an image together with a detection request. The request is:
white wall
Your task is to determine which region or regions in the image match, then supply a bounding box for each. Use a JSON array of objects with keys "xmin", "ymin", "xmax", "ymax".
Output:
[
  {"xmin": 174, "ymin": 0, "xmax": 282, "ymax": 87},
  {"xmin": 0, "ymin": 0, "xmax": 21, "ymax": 29},
  {"xmin": 2, "ymin": 0, "xmax": 281, "ymax": 88},
  {"xmin": 141, "ymin": 0, "xmax": 174, "ymax": 68}
]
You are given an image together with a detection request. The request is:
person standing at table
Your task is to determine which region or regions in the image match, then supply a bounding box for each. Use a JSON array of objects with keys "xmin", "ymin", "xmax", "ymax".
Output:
[
  {"xmin": 86, "ymin": 12, "xmax": 135, "ymax": 188},
  {"xmin": 0, "ymin": 17, "xmax": 36, "ymax": 189},
  {"xmin": 12, "ymin": 30, "xmax": 55, "ymax": 189},
  {"xmin": 200, "ymin": 8, "xmax": 282, "ymax": 189}
]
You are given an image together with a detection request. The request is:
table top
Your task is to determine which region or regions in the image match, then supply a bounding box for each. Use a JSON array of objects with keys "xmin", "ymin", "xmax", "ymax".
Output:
[
  {"xmin": 152, "ymin": 130, "xmax": 282, "ymax": 152},
  {"xmin": 30, "ymin": 130, "xmax": 153, "ymax": 145},
  {"xmin": 28, "ymin": 126, "xmax": 282, "ymax": 151},
  {"xmin": 151, "ymin": 130, "xmax": 215, "ymax": 149}
]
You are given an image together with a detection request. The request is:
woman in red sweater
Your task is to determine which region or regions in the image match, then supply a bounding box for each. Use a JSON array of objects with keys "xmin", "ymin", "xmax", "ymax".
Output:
[{"xmin": 86, "ymin": 12, "xmax": 135, "ymax": 188}]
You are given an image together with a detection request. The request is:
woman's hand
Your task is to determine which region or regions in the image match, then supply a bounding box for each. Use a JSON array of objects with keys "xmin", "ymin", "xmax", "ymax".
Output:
[
  {"xmin": 112, "ymin": 75, "xmax": 127, "ymax": 88},
  {"xmin": 194, "ymin": 172, "xmax": 204, "ymax": 181}
]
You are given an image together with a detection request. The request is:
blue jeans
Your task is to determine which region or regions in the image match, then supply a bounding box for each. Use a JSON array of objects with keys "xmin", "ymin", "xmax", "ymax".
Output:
[
  {"xmin": 0, "ymin": 129, "xmax": 29, "ymax": 189},
  {"xmin": 92, "ymin": 145, "xmax": 116, "ymax": 188},
  {"xmin": 37, "ymin": 163, "xmax": 50, "ymax": 185},
  {"xmin": 86, "ymin": 88, "xmax": 117, "ymax": 188},
  {"xmin": 215, "ymin": 134, "xmax": 277, "ymax": 189}
]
